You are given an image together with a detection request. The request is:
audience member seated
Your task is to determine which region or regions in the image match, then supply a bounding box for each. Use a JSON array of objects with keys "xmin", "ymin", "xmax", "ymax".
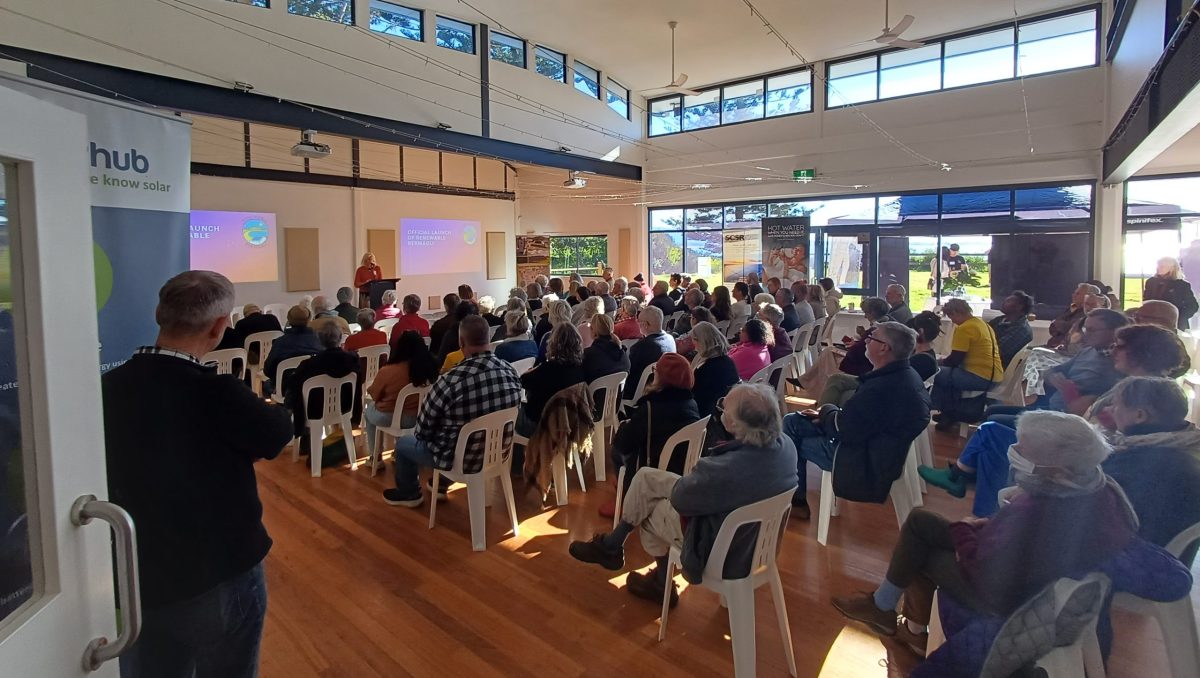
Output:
[
  {"xmin": 757, "ymin": 303, "xmax": 793, "ymax": 362},
  {"xmin": 931, "ymin": 299, "xmax": 1003, "ymax": 430},
  {"xmin": 547, "ymin": 277, "xmax": 566, "ymax": 300},
  {"xmin": 1130, "ymin": 299, "xmax": 1180, "ymax": 330},
  {"xmin": 632, "ymin": 273, "xmax": 652, "ymax": 299},
  {"xmin": 427, "ymin": 294, "xmax": 459, "ymax": 350},
  {"xmin": 334, "ymin": 286, "xmax": 359, "ymax": 324},
  {"xmin": 731, "ymin": 281, "xmax": 752, "ymax": 320},
  {"xmin": 478, "ymin": 296, "xmax": 502, "ymax": 328},
  {"xmin": 673, "ymin": 307, "xmax": 714, "ymax": 356},
  {"xmin": 710, "ymin": 285, "xmax": 733, "ymax": 322},
  {"xmin": 808, "ymin": 284, "xmax": 827, "ymax": 320},
  {"xmin": 746, "ymin": 272, "xmax": 765, "ymax": 299},
  {"xmin": 667, "ymin": 273, "xmax": 684, "ymax": 302},
  {"xmin": 884, "ymin": 284, "xmax": 913, "ymax": 322},
  {"xmin": 627, "ymin": 285, "xmax": 646, "ymax": 304},
  {"xmin": 382, "ymin": 316, "xmax": 522, "ymax": 507},
  {"xmin": 728, "ymin": 318, "xmax": 773, "ymax": 381},
  {"xmin": 613, "ymin": 296, "xmax": 644, "ymax": 341},
  {"xmin": 535, "ymin": 299, "xmax": 573, "ymax": 361},
  {"xmin": 752, "ymin": 292, "xmax": 775, "ymax": 309},
  {"xmin": 988, "ymin": 290, "xmax": 1034, "ymax": 367},
  {"xmin": 565, "ymin": 281, "xmax": 582, "ymax": 307},
  {"xmin": 611, "ymin": 276, "xmax": 628, "ymax": 299},
  {"xmin": 925, "ymin": 323, "xmax": 1189, "ymax": 516},
  {"xmin": 343, "ymin": 309, "xmax": 387, "ymax": 352},
  {"xmin": 525, "ymin": 282, "xmax": 544, "ymax": 313},
  {"xmin": 905, "ymin": 311, "xmax": 941, "ymax": 382},
  {"xmin": 595, "ymin": 280, "xmax": 617, "ymax": 315},
  {"xmin": 363, "ymin": 330, "xmax": 438, "ymax": 451},
  {"xmin": 648, "ymin": 281, "xmax": 676, "ymax": 317},
  {"xmin": 232, "ymin": 304, "xmax": 283, "ymax": 362},
  {"xmin": 569, "ymin": 383, "xmax": 798, "ymax": 607},
  {"xmin": 766, "ymin": 277, "xmax": 782, "ymax": 296},
  {"xmin": 262, "ymin": 306, "xmax": 322, "ymax": 396},
  {"xmin": 1103, "ymin": 377, "xmax": 1200, "ymax": 564},
  {"xmin": 518, "ymin": 324, "xmax": 587, "ymax": 438},
  {"xmin": 582, "ymin": 314, "xmax": 630, "ymax": 384},
  {"xmin": 492, "ymin": 297, "xmax": 526, "ymax": 341},
  {"xmin": 285, "ymin": 323, "xmax": 363, "ymax": 453},
  {"xmin": 436, "ymin": 301, "xmax": 479, "ymax": 371},
  {"xmin": 690, "ymin": 322, "xmax": 739, "ymax": 418},
  {"xmin": 1088, "ymin": 278, "xmax": 1122, "ymax": 310},
  {"xmin": 820, "ymin": 278, "xmax": 843, "ymax": 316},
  {"xmin": 815, "ymin": 298, "xmax": 911, "ymax": 406},
  {"xmin": 494, "ymin": 311, "xmax": 537, "ymax": 363},
  {"xmin": 784, "ymin": 322, "xmax": 929, "ymax": 518},
  {"xmin": 624, "ymin": 306, "xmax": 676, "ymax": 400},
  {"xmin": 457, "ymin": 284, "xmax": 475, "ymax": 303},
  {"xmin": 572, "ymin": 296, "xmax": 605, "ymax": 348},
  {"xmin": 310, "ymin": 295, "xmax": 351, "ymax": 337},
  {"xmin": 376, "ymin": 290, "xmax": 401, "ymax": 320},
  {"xmin": 1045, "ymin": 282, "xmax": 1098, "ymax": 350},
  {"xmin": 777, "ymin": 287, "xmax": 813, "ymax": 330},
  {"xmin": 832, "ymin": 411, "xmax": 1136, "ymax": 656},
  {"xmin": 385, "ymin": 295, "xmax": 429, "ymax": 345},
  {"xmin": 672, "ymin": 288, "xmax": 706, "ymax": 335}
]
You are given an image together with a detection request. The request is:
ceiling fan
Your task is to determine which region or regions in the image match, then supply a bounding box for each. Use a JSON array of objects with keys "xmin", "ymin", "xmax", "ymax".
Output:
[
  {"xmin": 638, "ymin": 21, "xmax": 702, "ymax": 97},
  {"xmin": 861, "ymin": 0, "xmax": 924, "ymax": 49}
]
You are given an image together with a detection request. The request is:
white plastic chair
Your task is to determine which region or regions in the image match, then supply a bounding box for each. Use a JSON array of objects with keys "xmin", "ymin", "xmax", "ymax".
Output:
[
  {"xmin": 358, "ymin": 344, "xmax": 389, "ymax": 394},
  {"xmin": 270, "ymin": 355, "xmax": 312, "ymax": 406},
  {"xmin": 620, "ymin": 364, "xmax": 655, "ymax": 413},
  {"xmin": 816, "ymin": 444, "xmax": 920, "ymax": 546},
  {"xmin": 658, "ymin": 487, "xmax": 798, "ymax": 678},
  {"xmin": 613, "ymin": 416, "xmax": 710, "ymax": 529},
  {"xmin": 488, "ymin": 340, "xmax": 503, "ymax": 351},
  {"xmin": 620, "ymin": 338, "xmax": 639, "ymax": 350},
  {"xmin": 294, "ymin": 373, "xmax": 358, "ymax": 478},
  {"xmin": 202, "ymin": 347, "xmax": 247, "ymax": 380},
  {"xmin": 510, "ymin": 357, "xmax": 536, "ymax": 376},
  {"xmin": 263, "ymin": 303, "xmax": 289, "ymax": 324},
  {"xmin": 532, "ymin": 307, "xmax": 547, "ymax": 321},
  {"xmin": 715, "ymin": 319, "xmax": 732, "ymax": 338},
  {"xmin": 587, "ymin": 371, "xmax": 627, "ymax": 483},
  {"xmin": 789, "ymin": 322, "xmax": 818, "ymax": 376},
  {"xmin": 369, "ymin": 383, "xmax": 430, "ymax": 475},
  {"xmin": 726, "ymin": 315, "xmax": 748, "ymax": 342},
  {"xmin": 347, "ymin": 322, "xmax": 361, "ymax": 335},
  {"xmin": 230, "ymin": 308, "xmax": 244, "ymax": 326},
  {"xmin": 665, "ymin": 310, "xmax": 686, "ymax": 332},
  {"xmin": 750, "ymin": 356, "xmax": 791, "ymax": 414},
  {"xmin": 428, "ymin": 406, "xmax": 520, "ymax": 552},
  {"xmin": 513, "ymin": 426, "xmax": 586, "ymax": 506},
  {"xmin": 374, "ymin": 317, "xmax": 399, "ymax": 336},
  {"xmin": 1113, "ymin": 521, "xmax": 1200, "ymax": 678},
  {"xmin": 244, "ymin": 330, "xmax": 282, "ymax": 396}
]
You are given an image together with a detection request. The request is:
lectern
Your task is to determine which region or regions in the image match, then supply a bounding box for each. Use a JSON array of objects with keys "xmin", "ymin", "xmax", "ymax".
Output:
[{"xmin": 364, "ymin": 278, "xmax": 400, "ymax": 310}]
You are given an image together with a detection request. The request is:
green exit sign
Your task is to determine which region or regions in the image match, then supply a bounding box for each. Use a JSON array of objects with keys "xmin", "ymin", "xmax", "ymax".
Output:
[{"xmin": 793, "ymin": 169, "xmax": 815, "ymax": 182}]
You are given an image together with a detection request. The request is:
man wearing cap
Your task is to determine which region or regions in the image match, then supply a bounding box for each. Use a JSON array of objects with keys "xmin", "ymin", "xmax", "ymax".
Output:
[{"xmin": 262, "ymin": 305, "xmax": 322, "ymax": 396}]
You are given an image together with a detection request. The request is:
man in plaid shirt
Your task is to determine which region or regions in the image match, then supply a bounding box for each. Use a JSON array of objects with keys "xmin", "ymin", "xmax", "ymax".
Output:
[{"xmin": 384, "ymin": 314, "xmax": 523, "ymax": 507}]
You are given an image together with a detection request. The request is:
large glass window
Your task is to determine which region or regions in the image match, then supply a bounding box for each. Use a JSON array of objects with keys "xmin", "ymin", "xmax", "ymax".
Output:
[
  {"xmin": 227, "ymin": 0, "xmax": 268, "ymax": 7},
  {"xmin": 1123, "ymin": 175, "xmax": 1200, "ymax": 311},
  {"xmin": 649, "ymin": 98, "xmax": 681, "ymax": 136},
  {"xmin": 681, "ymin": 90, "xmax": 720, "ymax": 131},
  {"xmin": 435, "ymin": 16, "xmax": 475, "ymax": 54},
  {"xmin": 1018, "ymin": 11, "xmax": 1097, "ymax": 76},
  {"xmin": 490, "ymin": 32, "xmax": 525, "ymax": 67},
  {"xmin": 828, "ymin": 56, "xmax": 879, "ymax": 106},
  {"xmin": 368, "ymin": 1, "xmax": 422, "ymax": 41},
  {"xmin": 573, "ymin": 61, "xmax": 601, "ymax": 98},
  {"xmin": 550, "ymin": 236, "xmax": 609, "ymax": 278},
  {"xmin": 766, "ymin": 71, "xmax": 812, "ymax": 117},
  {"xmin": 943, "ymin": 28, "xmax": 1015, "ymax": 88},
  {"xmin": 606, "ymin": 79, "xmax": 629, "ymax": 119},
  {"xmin": 721, "ymin": 81, "xmax": 763, "ymax": 124},
  {"xmin": 535, "ymin": 46, "xmax": 566, "ymax": 83},
  {"xmin": 288, "ymin": 0, "xmax": 353, "ymax": 24},
  {"xmin": 879, "ymin": 44, "xmax": 942, "ymax": 99}
]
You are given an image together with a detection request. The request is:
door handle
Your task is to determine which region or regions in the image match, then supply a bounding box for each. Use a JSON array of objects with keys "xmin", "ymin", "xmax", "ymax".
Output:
[{"xmin": 70, "ymin": 494, "xmax": 141, "ymax": 672}]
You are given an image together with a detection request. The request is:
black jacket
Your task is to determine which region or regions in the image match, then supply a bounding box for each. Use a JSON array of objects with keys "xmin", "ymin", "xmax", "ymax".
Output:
[
  {"xmin": 285, "ymin": 347, "xmax": 364, "ymax": 434},
  {"xmin": 583, "ymin": 339, "xmax": 630, "ymax": 384},
  {"xmin": 1145, "ymin": 277, "xmax": 1199, "ymax": 329},
  {"xmin": 263, "ymin": 326, "xmax": 321, "ymax": 383},
  {"xmin": 335, "ymin": 302, "xmax": 360, "ymax": 324},
  {"xmin": 613, "ymin": 387, "xmax": 701, "ymax": 485},
  {"xmin": 780, "ymin": 304, "xmax": 803, "ymax": 332},
  {"xmin": 103, "ymin": 353, "xmax": 293, "ymax": 607},
  {"xmin": 820, "ymin": 359, "xmax": 930, "ymax": 502},
  {"xmin": 693, "ymin": 355, "xmax": 740, "ymax": 418},
  {"xmin": 649, "ymin": 293, "xmax": 677, "ymax": 318},
  {"xmin": 624, "ymin": 332, "xmax": 673, "ymax": 399},
  {"xmin": 521, "ymin": 360, "xmax": 587, "ymax": 422},
  {"xmin": 428, "ymin": 314, "xmax": 457, "ymax": 354},
  {"xmin": 533, "ymin": 316, "xmax": 553, "ymax": 344},
  {"xmin": 232, "ymin": 312, "xmax": 283, "ymax": 362}
]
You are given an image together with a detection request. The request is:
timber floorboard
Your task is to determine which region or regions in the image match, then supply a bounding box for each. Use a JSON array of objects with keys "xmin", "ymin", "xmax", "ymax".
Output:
[{"xmin": 254, "ymin": 427, "xmax": 1195, "ymax": 677}]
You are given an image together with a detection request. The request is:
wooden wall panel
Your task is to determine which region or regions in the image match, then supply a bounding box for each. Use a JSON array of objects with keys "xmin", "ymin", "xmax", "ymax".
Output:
[
  {"xmin": 402, "ymin": 147, "xmax": 440, "ymax": 184},
  {"xmin": 249, "ymin": 123, "xmax": 305, "ymax": 172},
  {"xmin": 284, "ymin": 227, "xmax": 321, "ymax": 292},
  {"xmin": 618, "ymin": 228, "xmax": 631, "ymax": 277},
  {"xmin": 441, "ymin": 152, "xmax": 475, "ymax": 188},
  {"xmin": 486, "ymin": 231, "xmax": 507, "ymax": 280},
  {"xmin": 190, "ymin": 115, "xmax": 245, "ymax": 166},
  {"xmin": 367, "ymin": 229, "xmax": 397, "ymax": 278},
  {"xmin": 359, "ymin": 140, "xmax": 401, "ymax": 181},
  {"xmin": 476, "ymin": 158, "xmax": 506, "ymax": 191},
  {"xmin": 307, "ymin": 134, "xmax": 354, "ymax": 177}
]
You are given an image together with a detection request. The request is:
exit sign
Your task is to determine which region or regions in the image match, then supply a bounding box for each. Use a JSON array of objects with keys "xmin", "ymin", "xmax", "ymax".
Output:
[{"xmin": 793, "ymin": 169, "xmax": 815, "ymax": 182}]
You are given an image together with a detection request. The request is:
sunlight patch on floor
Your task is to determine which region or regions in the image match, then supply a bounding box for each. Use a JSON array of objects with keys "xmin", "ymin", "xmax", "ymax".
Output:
[
  {"xmin": 497, "ymin": 507, "xmax": 566, "ymax": 557},
  {"xmin": 817, "ymin": 625, "xmax": 894, "ymax": 678}
]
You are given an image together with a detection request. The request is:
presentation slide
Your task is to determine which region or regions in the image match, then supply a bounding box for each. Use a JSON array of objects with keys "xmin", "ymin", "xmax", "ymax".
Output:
[
  {"xmin": 189, "ymin": 210, "xmax": 279, "ymax": 283},
  {"xmin": 399, "ymin": 218, "xmax": 482, "ymax": 276}
]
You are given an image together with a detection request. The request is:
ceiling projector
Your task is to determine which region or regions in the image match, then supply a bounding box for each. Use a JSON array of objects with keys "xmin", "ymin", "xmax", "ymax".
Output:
[
  {"xmin": 563, "ymin": 171, "xmax": 587, "ymax": 189},
  {"xmin": 291, "ymin": 129, "xmax": 331, "ymax": 159}
]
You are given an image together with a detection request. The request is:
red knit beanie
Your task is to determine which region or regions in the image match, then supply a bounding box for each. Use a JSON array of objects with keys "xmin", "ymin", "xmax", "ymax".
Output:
[{"xmin": 653, "ymin": 352, "xmax": 694, "ymax": 390}]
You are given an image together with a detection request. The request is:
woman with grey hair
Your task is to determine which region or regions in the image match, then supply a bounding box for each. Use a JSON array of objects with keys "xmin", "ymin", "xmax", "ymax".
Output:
[
  {"xmin": 517, "ymin": 323, "xmax": 587, "ymax": 437},
  {"xmin": 690, "ymin": 321, "xmax": 739, "ymax": 418},
  {"xmin": 494, "ymin": 297, "xmax": 528, "ymax": 341},
  {"xmin": 376, "ymin": 289, "xmax": 400, "ymax": 319},
  {"xmin": 612, "ymin": 277, "xmax": 628, "ymax": 298},
  {"xmin": 573, "ymin": 295, "xmax": 606, "ymax": 348},
  {"xmin": 509, "ymin": 286, "xmax": 529, "ymax": 304},
  {"xmin": 494, "ymin": 311, "xmax": 538, "ymax": 363},
  {"xmin": 833, "ymin": 410, "xmax": 1137, "ymax": 654},
  {"xmin": 534, "ymin": 298, "xmax": 570, "ymax": 345},
  {"xmin": 614, "ymin": 296, "xmax": 643, "ymax": 341}
]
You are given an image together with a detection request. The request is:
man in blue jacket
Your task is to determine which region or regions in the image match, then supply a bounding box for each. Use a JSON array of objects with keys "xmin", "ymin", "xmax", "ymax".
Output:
[
  {"xmin": 569, "ymin": 383, "xmax": 798, "ymax": 606},
  {"xmin": 783, "ymin": 321, "xmax": 931, "ymax": 519}
]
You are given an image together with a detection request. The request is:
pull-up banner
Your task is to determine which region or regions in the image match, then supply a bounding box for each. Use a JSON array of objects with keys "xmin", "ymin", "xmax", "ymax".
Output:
[
  {"xmin": 2, "ymin": 75, "xmax": 191, "ymax": 372},
  {"xmin": 761, "ymin": 216, "xmax": 810, "ymax": 288}
]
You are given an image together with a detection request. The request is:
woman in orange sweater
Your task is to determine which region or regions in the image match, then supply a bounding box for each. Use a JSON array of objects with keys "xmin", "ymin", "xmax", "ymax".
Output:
[{"xmin": 363, "ymin": 330, "xmax": 438, "ymax": 449}]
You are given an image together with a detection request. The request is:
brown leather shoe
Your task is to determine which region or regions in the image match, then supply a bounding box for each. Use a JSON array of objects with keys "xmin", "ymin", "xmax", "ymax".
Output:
[
  {"xmin": 893, "ymin": 622, "xmax": 928, "ymax": 657},
  {"xmin": 832, "ymin": 593, "xmax": 898, "ymax": 636}
]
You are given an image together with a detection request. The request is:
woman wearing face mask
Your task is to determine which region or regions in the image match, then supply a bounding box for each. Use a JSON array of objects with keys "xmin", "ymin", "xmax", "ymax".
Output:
[{"xmin": 831, "ymin": 410, "xmax": 1137, "ymax": 658}]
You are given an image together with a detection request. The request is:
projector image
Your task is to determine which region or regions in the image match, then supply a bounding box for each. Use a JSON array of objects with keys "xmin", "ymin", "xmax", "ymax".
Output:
[{"xmin": 291, "ymin": 129, "xmax": 331, "ymax": 159}]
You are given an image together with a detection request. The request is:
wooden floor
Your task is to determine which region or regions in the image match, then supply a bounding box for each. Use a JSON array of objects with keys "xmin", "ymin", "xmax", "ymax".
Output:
[{"xmin": 253, "ymin": 425, "xmax": 1196, "ymax": 678}]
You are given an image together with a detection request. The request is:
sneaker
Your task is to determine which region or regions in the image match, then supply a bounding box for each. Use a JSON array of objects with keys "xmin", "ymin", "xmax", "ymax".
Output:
[
  {"xmin": 894, "ymin": 621, "xmax": 928, "ymax": 658},
  {"xmin": 832, "ymin": 593, "xmax": 898, "ymax": 637},
  {"xmin": 626, "ymin": 570, "xmax": 678, "ymax": 608},
  {"xmin": 569, "ymin": 534, "xmax": 624, "ymax": 571},
  {"xmin": 791, "ymin": 500, "xmax": 811, "ymax": 521},
  {"xmin": 918, "ymin": 465, "xmax": 968, "ymax": 498},
  {"xmin": 382, "ymin": 488, "xmax": 423, "ymax": 508},
  {"xmin": 426, "ymin": 478, "xmax": 451, "ymax": 500}
]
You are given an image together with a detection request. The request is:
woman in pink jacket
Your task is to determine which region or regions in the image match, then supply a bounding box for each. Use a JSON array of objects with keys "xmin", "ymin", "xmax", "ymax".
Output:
[{"xmin": 728, "ymin": 319, "xmax": 773, "ymax": 381}]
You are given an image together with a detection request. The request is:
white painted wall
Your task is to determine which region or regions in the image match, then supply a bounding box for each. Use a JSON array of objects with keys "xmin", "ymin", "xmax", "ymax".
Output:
[
  {"xmin": 517, "ymin": 195, "xmax": 644, "ymax": 277},
  {"xmin": 1106, "ymin": 0, "xmax": 1168, "ymax": 135},
  {"xmin": 191, "ymin": 174, "xmax": 517, "ymax": 309}
]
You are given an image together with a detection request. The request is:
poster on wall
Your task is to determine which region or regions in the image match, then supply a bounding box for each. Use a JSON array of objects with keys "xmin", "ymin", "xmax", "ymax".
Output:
[
  {"xmin": 3, "ymin": 75, "xmax": 192, "ymax": 372},
  {"xmin": 761, "ymin": 217, "xmax": 810, "ymax": 287},
  {"xmin": 516, "ymin": 235, "xmax": 550, "ymax": 286}
]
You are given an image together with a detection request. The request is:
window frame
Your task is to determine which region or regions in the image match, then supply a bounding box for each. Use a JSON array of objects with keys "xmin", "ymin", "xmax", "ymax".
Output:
[
  {"xmin": 573, "ymin": 60, "xmax": 602, "ymax": 99},
  {"xmin": 434, "ymin": 15, "xmax": 476, "ymax": 54},
  {"xmin": 606, "ymin": 78, "xmax": 631, "ymax": 120},
  {"xmin": 367, "ymin": 0, "xmax": 423, "ymax": 42},
  {"xmin": 226, "ymin": 0, "xmax": 269, "ymax": 7},
  {"xmin": 824, "ymin": 5, "xmax": 1100, "ymax": 110},
  {"xmin": 534, "ymin": 45, "xmax": 568, "ymax": 84},
  {"xmin": 286, "ymin": 0, "xmax": 354, "ymax": 24},
  {"xmin": 489, "ymin": 31, "xmax": 526, "ymax": 68},
  {"xmin": 549, "ymin": 235, "xmax": 610, "ymax": 278},
  {"xmin": 646, "ymin": 67, "xmax": 813, "ymax": 138}
]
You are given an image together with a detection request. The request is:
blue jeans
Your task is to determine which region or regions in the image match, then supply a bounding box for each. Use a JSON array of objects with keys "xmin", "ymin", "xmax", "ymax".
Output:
[
  {"xmin": 957, "ymin": 421, "xmax": 1018, "ymax": 517},
  {"xmin": 392, "ymin": 436, "xmax": 435, "ymax": 496},
  {"xmin": 120, "ymin": 561, "xmax": 267, "ymax": 678},
  {"xmin": 363, "ymin": 403, "xmax": 415, "ymax": 451},
  {"xmin": 783, "ymin": 413, "xmax": 836, "ymax": 500},
  {"xmin": 931, "ymin": 366, "xmax": 995, "ymax": 412}
]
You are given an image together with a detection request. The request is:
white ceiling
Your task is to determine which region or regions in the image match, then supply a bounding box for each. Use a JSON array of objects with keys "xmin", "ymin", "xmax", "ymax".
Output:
[{"xmin": 431, "ymin": 0, "xmax": 1091, "ymax": 93}]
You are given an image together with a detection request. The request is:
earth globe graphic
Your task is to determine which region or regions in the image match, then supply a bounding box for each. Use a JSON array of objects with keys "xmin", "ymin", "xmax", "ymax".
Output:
[
  {"xmin": 242, "ymin": 219, "xmax": 270, "ymax": 247},
  {"xmin": 462, "ymin": 225, "xmax": 478, "ymax": 245}
]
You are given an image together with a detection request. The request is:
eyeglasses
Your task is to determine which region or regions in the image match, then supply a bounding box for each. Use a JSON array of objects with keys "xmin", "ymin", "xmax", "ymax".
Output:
[
  {"xmin": 863, "ymin": 335, "xmax": 888, "ymax": 346},
  {"xmin": 716, "ymin": 397, "xmax": 726, "ymax": 413}
]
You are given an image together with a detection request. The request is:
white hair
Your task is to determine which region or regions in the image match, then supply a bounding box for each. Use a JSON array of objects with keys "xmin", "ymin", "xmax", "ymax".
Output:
[
  {"xmin": 156, "ymin": 270, "xmax": 235, "ymax": 335},
  {"xmin": 620, "ymin": 296, "xmax": 641, "ymax": 318},
  {"xmin": 1015, "ymin": 410, "xmax": 1111, "ymax": 471},
  {"xmin": 753, "ymin": 292, "xmax": 775, "ymax": 306},
  {"xmin": 547, "ymin": 299, "xmax": 572, "ymax": 326},
  {"xmin": 691, "ymin": 321, "xmax": 729, "ymax": 367},
  {"xmin": 638, "ymin": 304, "xmax": 664, "ymax": 332},
  {"xmin": 572, "ymin": 295, "xmax": 604, "ymax": 325},
  {"xmin": 758, "ymin": 303, "xmax": 783, "ymax": 326},
  {"xmin": 477, "ymin": 295, "xmax": 496, "ymax": 314},
  {"xmin": 381, "ymin": 289, "xmax": 398, "ymax": 306},
  {"xmin": 725, "ymin": 383, "xmax": 781, "ymax": 447}
]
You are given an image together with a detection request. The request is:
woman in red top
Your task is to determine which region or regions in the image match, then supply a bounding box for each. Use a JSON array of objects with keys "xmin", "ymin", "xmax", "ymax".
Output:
[{"xmin": 354, "ymin": 252, "xmax": 382, "ymax": 307}]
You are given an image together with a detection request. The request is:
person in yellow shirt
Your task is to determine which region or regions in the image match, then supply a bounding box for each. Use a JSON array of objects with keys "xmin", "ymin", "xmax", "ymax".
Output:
[{"xmin": 932, "ymin": 299, "xmax": 1002, "ymax": 430}]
